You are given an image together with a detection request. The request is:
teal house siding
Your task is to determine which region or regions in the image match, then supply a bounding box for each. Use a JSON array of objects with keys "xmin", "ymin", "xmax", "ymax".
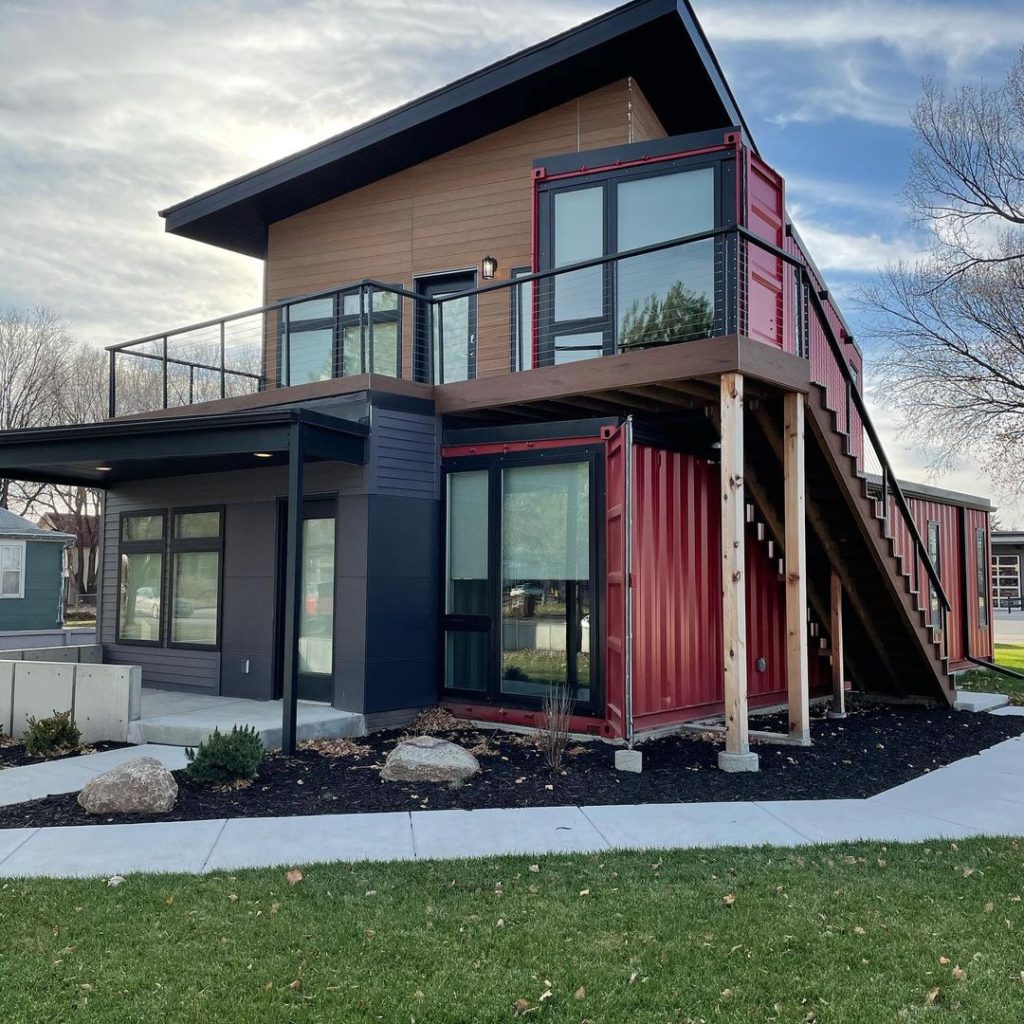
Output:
[{"xmin": 0, "ymin": 542, "xmax": 64, "ymax": 631}]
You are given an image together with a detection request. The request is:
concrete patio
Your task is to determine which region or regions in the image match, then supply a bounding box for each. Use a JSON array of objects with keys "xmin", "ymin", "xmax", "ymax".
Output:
[{"xmin": 126, "ymin": 687, "xmax": 365, "ymax": 747}]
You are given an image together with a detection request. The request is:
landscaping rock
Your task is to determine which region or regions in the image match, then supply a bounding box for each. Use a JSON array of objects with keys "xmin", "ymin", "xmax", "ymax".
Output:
[
  {"xmin": 381, "ymin": 735, "xmax": 480, "ymax": 783},
  {"xmin": 78, "ymin": 757, "xmax": 178, "ymax": 814}
]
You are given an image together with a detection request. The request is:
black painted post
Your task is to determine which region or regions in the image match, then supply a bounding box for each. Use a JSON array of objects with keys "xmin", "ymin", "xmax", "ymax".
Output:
[
  {"xmin": 108, "ymin": 349, "xmax": 116, "ymax": 419},
  {"xmin": 281, "ymin": 423, "xmax": 305, "ymax": 755}
]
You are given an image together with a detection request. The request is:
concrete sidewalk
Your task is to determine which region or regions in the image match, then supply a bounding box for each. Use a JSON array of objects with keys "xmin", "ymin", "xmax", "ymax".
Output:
[{"xmin": 0, "ymin": 733, "xmax": 1020, "ymax": 878}]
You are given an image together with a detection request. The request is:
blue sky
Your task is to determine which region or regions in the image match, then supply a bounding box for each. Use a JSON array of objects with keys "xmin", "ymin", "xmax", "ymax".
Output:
[{"xmin": 1, "ymin": 0, "xmax": 1022, "ymax": 517}]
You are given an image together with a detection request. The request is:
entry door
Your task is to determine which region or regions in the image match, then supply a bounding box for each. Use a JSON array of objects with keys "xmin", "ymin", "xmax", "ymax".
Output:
[
  {"xmin": 275, "ymin": 498, "xmax": 337, "ymax": 703},
  {"xmin": 414, "ymin": 271, "xmax": 477, "ymax": 384}
]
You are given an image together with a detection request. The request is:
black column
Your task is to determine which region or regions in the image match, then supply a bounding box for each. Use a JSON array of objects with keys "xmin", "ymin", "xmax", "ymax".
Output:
[{"xmin": 281, "ymin": 423, "xmax": 305, "ymax": 754}]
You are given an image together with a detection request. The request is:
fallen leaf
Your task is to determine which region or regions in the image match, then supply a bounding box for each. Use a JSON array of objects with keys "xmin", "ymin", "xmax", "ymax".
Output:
[
  {"xmin": 985, "ymin": 901, "xmax": 995, "ymax": 913},
  {"xmin": 926, "ymin": 987, "xmax": 941, "ymax": 1005},
  {"xmin": 853, "ymin": 926, "xmax": 866, "ymax": 935},
  {"xmin": 574, "ymin": 986, "xmax": 586, "ymax": 1000},
  {"xmin": 288, "ymin": 979, "xmax": 302, "ymax": 991},
  {"xmin": 539, "ymin": 989, "xmax": 552, "ymax": 1002},
  {"xmin": 365, "ymin": 890, "xmax": 377, "ymax": 897},
  {"xmin": 952, "ymin": 966, "xmax": 967, "ymax": 982},
  {"xmin": 414, "ymin": 990, "xmax": 425, "ymax": 1000},
  {"xmin": 106, "ymin": 876, "xmax": 125, "ymax": 888},
  {"xmin": 513, "ymin": 998, "xmax": 531, "ymax": 1015},
  {"xmin": 629, "ymin": 971, "xmax": 638, "ymax": 984},
  {"xmin": 939, "ymin": 956, "xmax": 950, "ymax": 965},
  {"xmin": 529, "ymin": 864, "xmax": 540, "ymax": 873},
  {"xmin": 579, "ymin": 889, "xmax": 591, "ymax": 897},
  {"xmin": 723, "ymin": 893, "xmax": 736, "ymax": 907},
  {"xmin": 720, "ymin": 988, "xmax": 733, "ymax": 1001},
  {"xmin": 286, "ymin": 869, "xmax": 303, "ymax": 885},
  {"xmin": 496, "ymin": 919, "xmax": 505, "ymax": 928}
]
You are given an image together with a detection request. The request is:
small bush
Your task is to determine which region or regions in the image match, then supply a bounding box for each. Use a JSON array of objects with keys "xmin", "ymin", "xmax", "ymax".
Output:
[
  {"xmin": 24, "ymin": 709, "xmax": 81, "ymax": 757},
  {"xmin": 539, "ymin": 684, "xmax": 574, "ymax": 771},
  {"xmin": 185, "ymin": 725, "xmax": 264, "ymax": 786}
]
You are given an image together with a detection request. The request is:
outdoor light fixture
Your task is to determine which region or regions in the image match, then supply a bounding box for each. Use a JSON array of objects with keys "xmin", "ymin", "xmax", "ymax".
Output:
[
  {"xmin": 95, "ymin": 465, "xmax": 112, "ymax": 472},
  {"xmin": 481, "ymin": 254, "xmax": 498, "ymax": 280},
  {"xmin": 253, "ymin": 452, "xmax": 273, "ymax": 459}
]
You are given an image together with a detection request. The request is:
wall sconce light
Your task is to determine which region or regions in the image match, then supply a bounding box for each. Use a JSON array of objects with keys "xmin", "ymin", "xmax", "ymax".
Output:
[{"xmin": 481, "ymin": 255, "xmax": 498, "ymax": 280}]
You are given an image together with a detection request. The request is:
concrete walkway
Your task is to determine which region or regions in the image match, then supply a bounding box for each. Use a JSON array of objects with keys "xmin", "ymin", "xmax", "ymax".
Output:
[
  {"xmin": 127, "ymin": 687, "xmax": 364, "ymax": 747},
  {"xmin": 0, "ymin": 728, "xmax": 1020, "ymax": 878}
]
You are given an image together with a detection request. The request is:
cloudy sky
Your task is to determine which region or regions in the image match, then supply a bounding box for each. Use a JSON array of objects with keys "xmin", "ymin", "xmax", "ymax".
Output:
[{"xmin": 2, "ymin": 0, "xmax": 1022, "ymax": 518}]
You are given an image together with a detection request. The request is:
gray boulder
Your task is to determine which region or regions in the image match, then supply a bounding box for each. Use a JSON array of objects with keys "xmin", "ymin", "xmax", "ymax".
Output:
[
  {"xmin": 381, "ymin": 735, "xmax": 480, "ymax": 784},
  {"xmin": 78, "ymin": 756, "xmax": 178, "ymax": 814}
]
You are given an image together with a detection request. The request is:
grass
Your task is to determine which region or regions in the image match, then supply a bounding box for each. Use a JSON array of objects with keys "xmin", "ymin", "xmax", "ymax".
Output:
[
  {"xmin": 957, "ymin": 644, "xmax": 1024, "ymax": 703},
  {"xmin": 2, "ymin": 840, "xmax": 1024, "ymax": 1022}
]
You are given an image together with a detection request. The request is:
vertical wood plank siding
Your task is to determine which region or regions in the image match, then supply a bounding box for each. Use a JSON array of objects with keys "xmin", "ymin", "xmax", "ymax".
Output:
[{"xmin": 264, "ymin": 80, "xmax": 663, "ymax": 383}]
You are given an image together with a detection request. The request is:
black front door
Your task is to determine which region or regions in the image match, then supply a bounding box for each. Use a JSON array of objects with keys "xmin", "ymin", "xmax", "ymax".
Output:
[
  {"xmin": 414, "ymin": 271, "xmax": 477, "ymax": 384},
  {"xmin": 275, "ymin": 497, "xmax": 337, "ymax": 703}
]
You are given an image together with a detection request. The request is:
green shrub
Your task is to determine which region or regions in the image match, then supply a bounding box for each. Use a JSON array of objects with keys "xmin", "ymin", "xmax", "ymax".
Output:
[
  {"xmin": 185, "ymin": 725, "xmax": 264, "ymax": 786},
  {"xmin": 24, "ymin": 709, "xmax": 81, "ymax": 757}
]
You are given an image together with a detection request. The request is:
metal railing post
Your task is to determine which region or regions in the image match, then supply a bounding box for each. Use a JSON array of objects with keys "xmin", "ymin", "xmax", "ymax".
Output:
[
  {"xmin": 219, "ymin": 321, "xmax": 226, "ymax": 399},
  {"xmin": 436, "ymin": 299, "xmax": 445, "ymax": 385},
  {"xmin": 367, "ymin": 284, "xmax": 375, "ymax": 374},
  {"xmin": 162, "ymin": 336, "xmax": 169, "ymax": 409},
  {"xmin": 108, "ymin": 349, "xmax": 116, "ymax": 419}
]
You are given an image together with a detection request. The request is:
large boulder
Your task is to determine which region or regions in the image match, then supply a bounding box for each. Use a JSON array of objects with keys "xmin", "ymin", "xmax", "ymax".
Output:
[
  {"xmin": 381, "ymin": 735, "xmax": 480, "ymax": 784},
  {"xmin": 78, "ymin": 756, "xmax": 178, "ymax": 814}
]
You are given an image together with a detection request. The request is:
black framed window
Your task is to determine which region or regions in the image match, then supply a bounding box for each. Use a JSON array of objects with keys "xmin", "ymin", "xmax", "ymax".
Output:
[
  {"xmin": 169, "ymin": 509, "xmax": 224, "ymax": 648},
  {"xmin": 117, "ymin": 511, "xmax": 166, "ymax": 644},
  {"xmin": 976, "ymin": 528, "xmax": 989, "ymax": 628},
  {"xmin": 536, "ymin": 154, "xmax": 729, "ymax": 366},
  {"xmin": 927, "ymin": 521, "xmax": 941, "ymax": 628},
  {"xmin": 442, "ymin": 447, "xmax": 602, "ymax": 714},
  {"xmin": 280, "ymin": 286, "xmax": 402, "ymax": 386}
]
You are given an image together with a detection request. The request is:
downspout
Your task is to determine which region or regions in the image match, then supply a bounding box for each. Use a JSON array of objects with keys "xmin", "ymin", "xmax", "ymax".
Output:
[
  {"xmin": 963, "ymin": 654, "xmax": 1024, "ymax": 682},
  {"xmin": 624, "ymin": 415, "xmax": 635, "ymax": 747}
]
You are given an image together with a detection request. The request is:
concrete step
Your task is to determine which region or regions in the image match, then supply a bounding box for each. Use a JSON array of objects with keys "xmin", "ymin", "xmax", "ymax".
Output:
[
  {"xmin": 127, "ymin": 688, "xmax": 365, "ymax": 748},
  {"xmin": 953, "ymin": 691, "xmax": 1011, "ymax": 713}
]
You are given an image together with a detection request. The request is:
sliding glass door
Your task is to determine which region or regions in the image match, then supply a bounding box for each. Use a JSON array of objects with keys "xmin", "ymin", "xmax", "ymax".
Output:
[{"xmin": 442, "ymin": 449, "xmax": 600, "ymax": 713}]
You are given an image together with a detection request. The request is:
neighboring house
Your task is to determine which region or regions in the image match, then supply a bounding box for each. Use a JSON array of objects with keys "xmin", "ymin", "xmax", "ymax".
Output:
[
  {"xmin": 37, "ymin": 511, "xmax": 100, "ymax": 607},
  {"xmin": 992, "ymin": 532, "xmax": 1024, "ymax": 612},
  {"xmin": 0, "ymin": 0, "xmax": 995, "ymax": 756},
  {"xmin": 0, "ymin": 508, "xmax": 74, "ymax": 635}
]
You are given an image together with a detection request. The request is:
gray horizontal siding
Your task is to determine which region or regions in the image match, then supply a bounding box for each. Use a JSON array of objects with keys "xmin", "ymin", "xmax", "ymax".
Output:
[{"xmin": 0, "ymin": 542, "xmax": 64, "ymax": 633}]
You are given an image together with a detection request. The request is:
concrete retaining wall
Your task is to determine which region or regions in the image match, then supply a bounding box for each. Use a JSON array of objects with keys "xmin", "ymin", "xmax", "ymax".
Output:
[
  {"xmin": 0, "ymin": 644, "xmax": 103, "ymax": 664},
  {"xmin": 0, "ymin": 628, "xmax": 97, "ymax": 651},
  {"xmin": 0, "ymin": 661, "xmax": 141, "ymax": 743}
]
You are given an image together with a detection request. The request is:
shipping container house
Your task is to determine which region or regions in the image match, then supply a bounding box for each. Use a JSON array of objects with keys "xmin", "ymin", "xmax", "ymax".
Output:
[{"xmin": 0, "ymin": 0, "xmax": 994, "ymax": 761}]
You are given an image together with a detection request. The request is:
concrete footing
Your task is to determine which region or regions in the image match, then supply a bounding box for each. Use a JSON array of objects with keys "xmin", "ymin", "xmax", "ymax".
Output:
[
  {"xmin": 827, "ymin": 710, "xmax": 848, "ymax": 720},
  {"xmin": 953, "ymin": 691, "xmax": 1010, "ymax": 713},
  {"xmin": 614, "ymin": 748, "xmax": 643, "ymax": 774},
  {"xmin": 717, "ymin": 750, "xmax": 760, "ymax": 773}
]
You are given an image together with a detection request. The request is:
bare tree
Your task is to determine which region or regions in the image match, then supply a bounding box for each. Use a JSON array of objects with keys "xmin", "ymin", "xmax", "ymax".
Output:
[{"xmin": 862, "ymin": 49, "xmax": 1024, "ymax": 497}]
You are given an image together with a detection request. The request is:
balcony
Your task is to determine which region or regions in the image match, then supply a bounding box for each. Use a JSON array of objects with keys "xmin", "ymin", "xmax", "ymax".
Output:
[{"xmin": 106, "ymin": 226, "xmax": 821, "ymax": 419}]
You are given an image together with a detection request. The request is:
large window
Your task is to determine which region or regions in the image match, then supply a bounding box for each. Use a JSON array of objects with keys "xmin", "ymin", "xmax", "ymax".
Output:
[
  {"xmin": 118, "ymin": 508, "xmax": 223, "ymax": 648},
  {"xmin": 282, "ymin": 286, "xmax": 402, "ymax": 386},
  {"xmin": 538, "ymin": 159, "xmax": 719, "ymax": 365},
  {"xmin": 117, "ymin": 512, "xmax": 165, "ymax": 643},
  {"xmin": 993, "ymin": 554, "xmax": 1020, "ymax": 607},
  {"xmin": 442, "ymin": 451, "xmax": 599, "ymax": 712},
  {"xmin": 0, "ymin": 541, "xmax": 25, "ymax": 599},
  {"xmin": 169, "ymin": 510, "xmax": 223, "ymax": 647}
]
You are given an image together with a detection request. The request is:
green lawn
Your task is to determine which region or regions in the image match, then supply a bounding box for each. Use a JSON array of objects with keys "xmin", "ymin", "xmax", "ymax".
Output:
[
  {"xmin": 2, "ymin": 839, "xmax": 1024, "ymax": 1022},
  {"xmin": 957, "ymin": 644, "xmax": 1024, "ymax": 703}
]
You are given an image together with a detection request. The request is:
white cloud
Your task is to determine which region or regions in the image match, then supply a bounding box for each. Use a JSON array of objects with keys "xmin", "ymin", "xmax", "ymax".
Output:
[{"xmin": 790, "ymin": 221, "xmax": 922, "ymax": 274}]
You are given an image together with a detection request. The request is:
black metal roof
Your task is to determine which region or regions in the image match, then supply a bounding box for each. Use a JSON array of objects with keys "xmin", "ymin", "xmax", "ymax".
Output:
[
  {"xmin": 0, "ymin": 407, "xmax": 369, "ymax": 487},
  {"xmin": 160, "ymin": 0, "xmax": 751, "ymax": 258}
]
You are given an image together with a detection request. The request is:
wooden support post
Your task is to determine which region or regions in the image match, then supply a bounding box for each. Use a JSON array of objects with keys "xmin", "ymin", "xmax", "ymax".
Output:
[
  {"xmin": 719, "ymin": 372, "xmax": 758, "ymax": 772},
  {"xmin": 784, "ymin": 391, "xmax": 811, "ymax": 745},
  {"xmin": 281, "ymin": 423, "xmax": 305, "ymax": 755},
  {"xmin": 829, "ymin": 569, "xmax": 847, "ymax": 718}
]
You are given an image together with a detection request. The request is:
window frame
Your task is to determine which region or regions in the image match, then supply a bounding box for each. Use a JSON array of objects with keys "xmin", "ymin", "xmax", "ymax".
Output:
[
  {"xmin": 535, "ymin": 151, "xmax": 735, "ymax": 366},
  {"xmin": 440, "ymin": 445, "xmax": 605, "ymax": 717},
  {"xmin": 976, "ymin": 528, "xmax": 989, "ymax": 628},
  {"xmin": 167, "ymin": 506, "xmax": 225, "ymax": 652},
  {"xmin": 0, "ymin": 540, "xmax": 26, "ymax": 600},
  {"xmin": 278, "ymin": 284, "xmax": 404, "ymax": 387},
  {"xmin": 926, "ymin": 520, "xmax": 942, "ymax": 629},
  {"xmin": 115, "ymin": 509, "xmax": 167, "ymax": 646}
]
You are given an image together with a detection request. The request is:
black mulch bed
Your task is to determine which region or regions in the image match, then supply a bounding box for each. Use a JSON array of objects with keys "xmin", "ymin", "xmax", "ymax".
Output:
[
  {"xmin": 0, "ymin": 741, "xmax": 129, "ymax": 770},
  {"xmin": 1, "ymin": 703, "xmax": 1022, "ymax": 829}
]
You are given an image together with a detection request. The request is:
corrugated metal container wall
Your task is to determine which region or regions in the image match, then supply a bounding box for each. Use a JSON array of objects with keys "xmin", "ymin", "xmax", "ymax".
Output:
[
  {"xmin": 629, "ymin": 445, "xmax": 788, "ymax": 727},
  {"xmin": 909, "ymin": 497, "xmax": 965, "ymax": 666},
  {"xmin": 743, "ymin": 152, "xmax": 789, "ymax": 352},
  {"xmin": 965, "ymin": 508, "xmax": 994, "ymax": 662}
]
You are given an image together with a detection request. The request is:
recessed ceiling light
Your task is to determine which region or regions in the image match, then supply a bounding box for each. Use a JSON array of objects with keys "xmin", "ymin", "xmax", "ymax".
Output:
[
  {"xmin": 95, "ymin": 465, "xmax": 112, "ymax": 472},
  {"xmin": 253, "ymin": 452, "xmax": 273, "ymax": 459}
]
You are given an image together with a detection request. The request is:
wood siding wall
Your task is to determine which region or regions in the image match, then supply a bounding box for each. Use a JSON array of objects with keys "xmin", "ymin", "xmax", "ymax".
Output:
[{"xmin": 264, "ymin": 79, "xmax": 666, "ymax": 384}]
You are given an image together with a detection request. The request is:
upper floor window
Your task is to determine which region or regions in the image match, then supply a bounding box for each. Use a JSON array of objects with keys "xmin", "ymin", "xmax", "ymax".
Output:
[
  {"xmin": 0, "ymin": 541, "xmax": 25, "ymax": 599},
  {"xmin": 976, "ymin": 529, "xmax": 989, "ymax": 627},
  {"xmin": 537, "ymin": 160, "xmax": 719, "ymax": 365},
  {"xmin": 927, "ymin": 521, "xmax": 942, "ymax": 628},
  {"xmin": 280, "ymin": 286, "xmax": 402, "ymax": 387}
]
